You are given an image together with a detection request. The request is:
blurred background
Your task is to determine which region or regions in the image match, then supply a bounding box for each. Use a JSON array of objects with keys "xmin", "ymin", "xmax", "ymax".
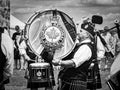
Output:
[{"xmin": 0, "ymin": 0, "xmax": 119, "ymax": 90}]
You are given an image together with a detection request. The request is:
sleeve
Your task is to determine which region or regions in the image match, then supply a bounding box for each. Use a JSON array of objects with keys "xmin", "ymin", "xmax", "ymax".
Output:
[
  {"xmin": 97, "ymin": 36, "xmax": 105, "ymax": 59},
  {"xmin": 72, "ymin": 45, "xmax": 92, "ymax": 68},
  {"xmin": 1, "ymin": 34, "xmax": 14, "ymax": 77},
  {"xmin": 12, "ymin": 33, "xmax": 16, "ymax": 40}
]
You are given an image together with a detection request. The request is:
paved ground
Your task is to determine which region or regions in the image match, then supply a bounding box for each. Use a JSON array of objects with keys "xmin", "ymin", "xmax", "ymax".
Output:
[
  {"xmin": 5, "ymin": 69, "xmax": 110, "ymax": 90},
  {"xmin": 6, "ymin": 69, "xmax": 59, "ymax": 90}
]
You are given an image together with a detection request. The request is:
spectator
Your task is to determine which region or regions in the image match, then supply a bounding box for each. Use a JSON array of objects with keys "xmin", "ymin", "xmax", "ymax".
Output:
[
  {"xmin": 0, "ymin": 27, "xmax": 14, "ymax": 90},
  {"xmin": 101, "ymin": 26, "xmax": 113, "ymax": 70},
  {"xmin": 12, "ymin": 25, "xmax": 21, "ymax": 69},
  {"xmin": 19, "ymin": 36, "xmax": 27, "ymax": 70}
]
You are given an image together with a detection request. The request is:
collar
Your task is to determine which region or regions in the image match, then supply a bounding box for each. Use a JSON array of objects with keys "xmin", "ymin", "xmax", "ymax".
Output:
[
  {"xmin": 76, "ymin": 38, "xmax": 92, "ymax": 46},
  {"xmin": 81, "ymin": 39, "xmax": 91, "ymax": 44}
]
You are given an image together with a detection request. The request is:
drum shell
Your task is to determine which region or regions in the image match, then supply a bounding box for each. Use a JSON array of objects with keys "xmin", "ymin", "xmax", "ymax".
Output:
[{"xmin": 29, "ymin": 63, "xmax": 52, "ymax": 83}]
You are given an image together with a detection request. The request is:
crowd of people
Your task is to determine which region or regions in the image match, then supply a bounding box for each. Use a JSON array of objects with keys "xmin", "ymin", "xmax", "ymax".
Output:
[{"xmin": 0, "ymin": 15, "xmax": 120, "ymax": 90}]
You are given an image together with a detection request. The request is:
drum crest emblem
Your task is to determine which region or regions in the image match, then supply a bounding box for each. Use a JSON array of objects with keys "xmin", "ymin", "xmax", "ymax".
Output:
[
  {"xmin": 36, "ymin": 71, "xmax": 42, "ymax": 77},
  {"xmin": 40, "ymin": 24, "xmax": 65, "ymax": 50}
]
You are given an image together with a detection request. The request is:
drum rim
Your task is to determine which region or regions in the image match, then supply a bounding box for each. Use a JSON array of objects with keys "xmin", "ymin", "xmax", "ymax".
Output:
[
  {"xmin": 24, "ymin": 9, "xmax": 77, "ymax": 60},
  {"xmin": 29, "ymin": 62, "xmax": 50, "ymax": 68}
]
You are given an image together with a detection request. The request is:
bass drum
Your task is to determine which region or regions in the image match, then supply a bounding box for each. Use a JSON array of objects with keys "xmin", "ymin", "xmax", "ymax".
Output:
[{"xmin": 24, "ymin": 9, "xmax": 77, "ymax": 59}]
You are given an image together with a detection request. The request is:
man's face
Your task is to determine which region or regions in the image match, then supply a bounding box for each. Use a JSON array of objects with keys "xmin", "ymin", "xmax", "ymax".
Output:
[
  {"xmin": 77, "ymin": 29, "xmax": 88, "ymax": 42},
  {"xmin": 15, "ymin": 26, "xmax": 20, "ymax": 32}
]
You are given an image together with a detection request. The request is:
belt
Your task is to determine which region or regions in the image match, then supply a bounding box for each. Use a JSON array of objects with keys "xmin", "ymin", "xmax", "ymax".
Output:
[{"xmin": 61, "ymin": 79, "xmax": 87, "ymax": 86}]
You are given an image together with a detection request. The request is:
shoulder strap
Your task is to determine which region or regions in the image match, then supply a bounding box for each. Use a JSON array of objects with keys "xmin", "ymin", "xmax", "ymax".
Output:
[
  {"xmin": 77, "ymin": 42, "xmax": 94, "ymax": 51},
  {"xmin": 80, "ymin": 42, "xmax": 96, "ymax": 60}
]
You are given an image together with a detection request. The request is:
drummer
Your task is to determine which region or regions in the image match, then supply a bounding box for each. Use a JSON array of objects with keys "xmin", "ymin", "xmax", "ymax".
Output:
[
  {"xmin": 40, "ymin": 48, "xmax": 56, "ymax": 90},
  {"xmin": 22, "ymin": 42, "xmax": 37, "ymax": 90},
  {"xmin": 23, "ymin": 42, "xmax": 55, "ymax": 90}
]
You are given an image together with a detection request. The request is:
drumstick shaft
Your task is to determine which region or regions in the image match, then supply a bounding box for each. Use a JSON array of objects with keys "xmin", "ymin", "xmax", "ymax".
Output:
[{"xmin": 106, "ymin": 81, "xmax": 114, "ymax": 90}]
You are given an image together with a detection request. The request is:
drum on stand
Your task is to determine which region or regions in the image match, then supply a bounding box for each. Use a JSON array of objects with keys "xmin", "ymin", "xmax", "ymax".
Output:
[{"xmin": 29, "ymin": 62, "xmax": 52, "ymax": 83}]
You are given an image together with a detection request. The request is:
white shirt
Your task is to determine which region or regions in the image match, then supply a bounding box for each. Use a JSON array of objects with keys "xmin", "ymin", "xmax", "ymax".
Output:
[
  {"xmin": 1, "ymin": 30, "xmax": 14, "ymax": 77},
  {"xmin": 72, "ymin": 39, "xmax": 92, "ymax": 68},
  {"xmin": 72, "ymin": 37, "xmax": 105, "ymax": 68},
  {"xmin": 19, "ymin": 40, "xmax": 27, "ymax": 55}
]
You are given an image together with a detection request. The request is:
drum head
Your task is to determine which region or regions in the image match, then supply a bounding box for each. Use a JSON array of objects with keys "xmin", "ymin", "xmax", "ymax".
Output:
[
  {"xmin": 30, "ymin": 62, "xmax": 50, "ymax": 68},
  {"xmin": 25, "ymin": 9, "xmax": 77, "ymax": 59}
]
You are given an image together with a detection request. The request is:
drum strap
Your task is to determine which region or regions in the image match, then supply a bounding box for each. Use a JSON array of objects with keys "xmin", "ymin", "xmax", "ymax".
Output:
[{"xmin": 59, "ymin": 11, "xmax": 76, "ymax": 42}]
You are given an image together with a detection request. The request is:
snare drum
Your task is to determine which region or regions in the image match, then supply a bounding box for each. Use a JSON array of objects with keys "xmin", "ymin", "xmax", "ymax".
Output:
[{"xmin": 29, "ymin": 62, "xmax": 52, "ymax": 83}]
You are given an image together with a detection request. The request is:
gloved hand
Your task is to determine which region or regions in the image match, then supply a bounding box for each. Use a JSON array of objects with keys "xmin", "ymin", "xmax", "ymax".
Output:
[{"xmin": 52, "ymin": 59, "xmax": 61, "ymax": 66}]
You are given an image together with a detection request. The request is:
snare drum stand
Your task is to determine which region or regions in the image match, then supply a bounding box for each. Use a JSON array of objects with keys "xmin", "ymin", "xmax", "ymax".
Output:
[
  {"xmin": 29, "ymin": 56, "xmax": 43, "ymax": 90},
  {"xmin": 38, "ymin": 56, "xmax": 54, "ymax": 90}
]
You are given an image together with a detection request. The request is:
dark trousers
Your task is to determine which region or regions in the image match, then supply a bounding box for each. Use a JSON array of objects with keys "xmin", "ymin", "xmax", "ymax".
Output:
[
  {"xmin": 0, "ymin": 84, "xmax": 5, "ymax": 90},
  {"xmin": 0, "ymin": 78, "xmax": 9, "ymax": 90}
]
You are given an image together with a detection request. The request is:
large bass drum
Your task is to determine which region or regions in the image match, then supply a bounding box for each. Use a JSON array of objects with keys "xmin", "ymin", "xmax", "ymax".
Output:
[{"xmin": 24, "ymin": 9, "xmax": 77, "ymax": 60}]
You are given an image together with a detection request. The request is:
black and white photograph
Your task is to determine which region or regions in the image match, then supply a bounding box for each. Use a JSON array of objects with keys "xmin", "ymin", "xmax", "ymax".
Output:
[{"xmin": 0, "ymin": 0, "xmax": 120, "ymax": 90}]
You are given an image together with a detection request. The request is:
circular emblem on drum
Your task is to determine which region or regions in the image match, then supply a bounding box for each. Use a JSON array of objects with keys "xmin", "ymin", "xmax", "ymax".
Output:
[
  {"xmin": 40, "ymin": 25, "xmax": 65, "ymax": 50},
  {"xmin": 45, "ymin": 26, "xmax": 61, "ymax": 42},
  {"xmin": 25, "ymin": 10, "xmax": 77, "ymax": 59},
  {"xmin": 36, "ymin": 71, "xmax": 42, "ymax": 77}
]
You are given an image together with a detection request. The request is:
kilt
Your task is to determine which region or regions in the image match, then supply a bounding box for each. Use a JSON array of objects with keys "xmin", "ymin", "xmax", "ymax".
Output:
[
  {"xmin": 58, "ymin": 79, "xmax": 87, "ymax": 90},
  {"xmin": 27, "ymin": 71, "xmax": 55, "ymax": 88},
  {"xmin": 27, "ymin": 79, "xmax": 55, "ymax": 88}
]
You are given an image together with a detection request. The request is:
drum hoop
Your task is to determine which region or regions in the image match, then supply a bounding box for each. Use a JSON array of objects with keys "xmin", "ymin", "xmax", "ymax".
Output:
[
  {"xmin": 30, "ymin": 67, "xmax": 50, "ymax": 69},
  {"xmin": 29, "ymin": 63, "xmax": 50, "ymax": 68},
  {"xmin": 24, "ymin": 9, "xmax": 77, "ymax": 60}
]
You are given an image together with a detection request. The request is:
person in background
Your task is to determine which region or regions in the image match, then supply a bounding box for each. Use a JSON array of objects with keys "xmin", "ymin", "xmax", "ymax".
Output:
[
  {"xmin": 19, "ymin": 39, "xmax": 37, "ymax": 90},
  {"xmin": 19, "ymin": 36, "xmax": 28, "ymax": 70},
  {"xmin": 0, "ymin": 27, "xmax": 14, "ymax": 90},
  {"xmin": 40, "ymin": 48, "xmax": 56, "ymax": 90},
  {"xmin": 101, "ymin": 26, "xmax": 113, "ymax": 70},
  {"xmin": 109, "ymin": 30, "xmax": 119, "ymax": 57},
  {"xmin": 106, "ymin": 20, "xmax": 120, "ymax": 90},
  {"xmin": 12, "ymin": 25, "xmax": 21, "ymax": 69},
  {"xmin": 20, "ymin": 37, "xmax": 55, "ymax": 90}
]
